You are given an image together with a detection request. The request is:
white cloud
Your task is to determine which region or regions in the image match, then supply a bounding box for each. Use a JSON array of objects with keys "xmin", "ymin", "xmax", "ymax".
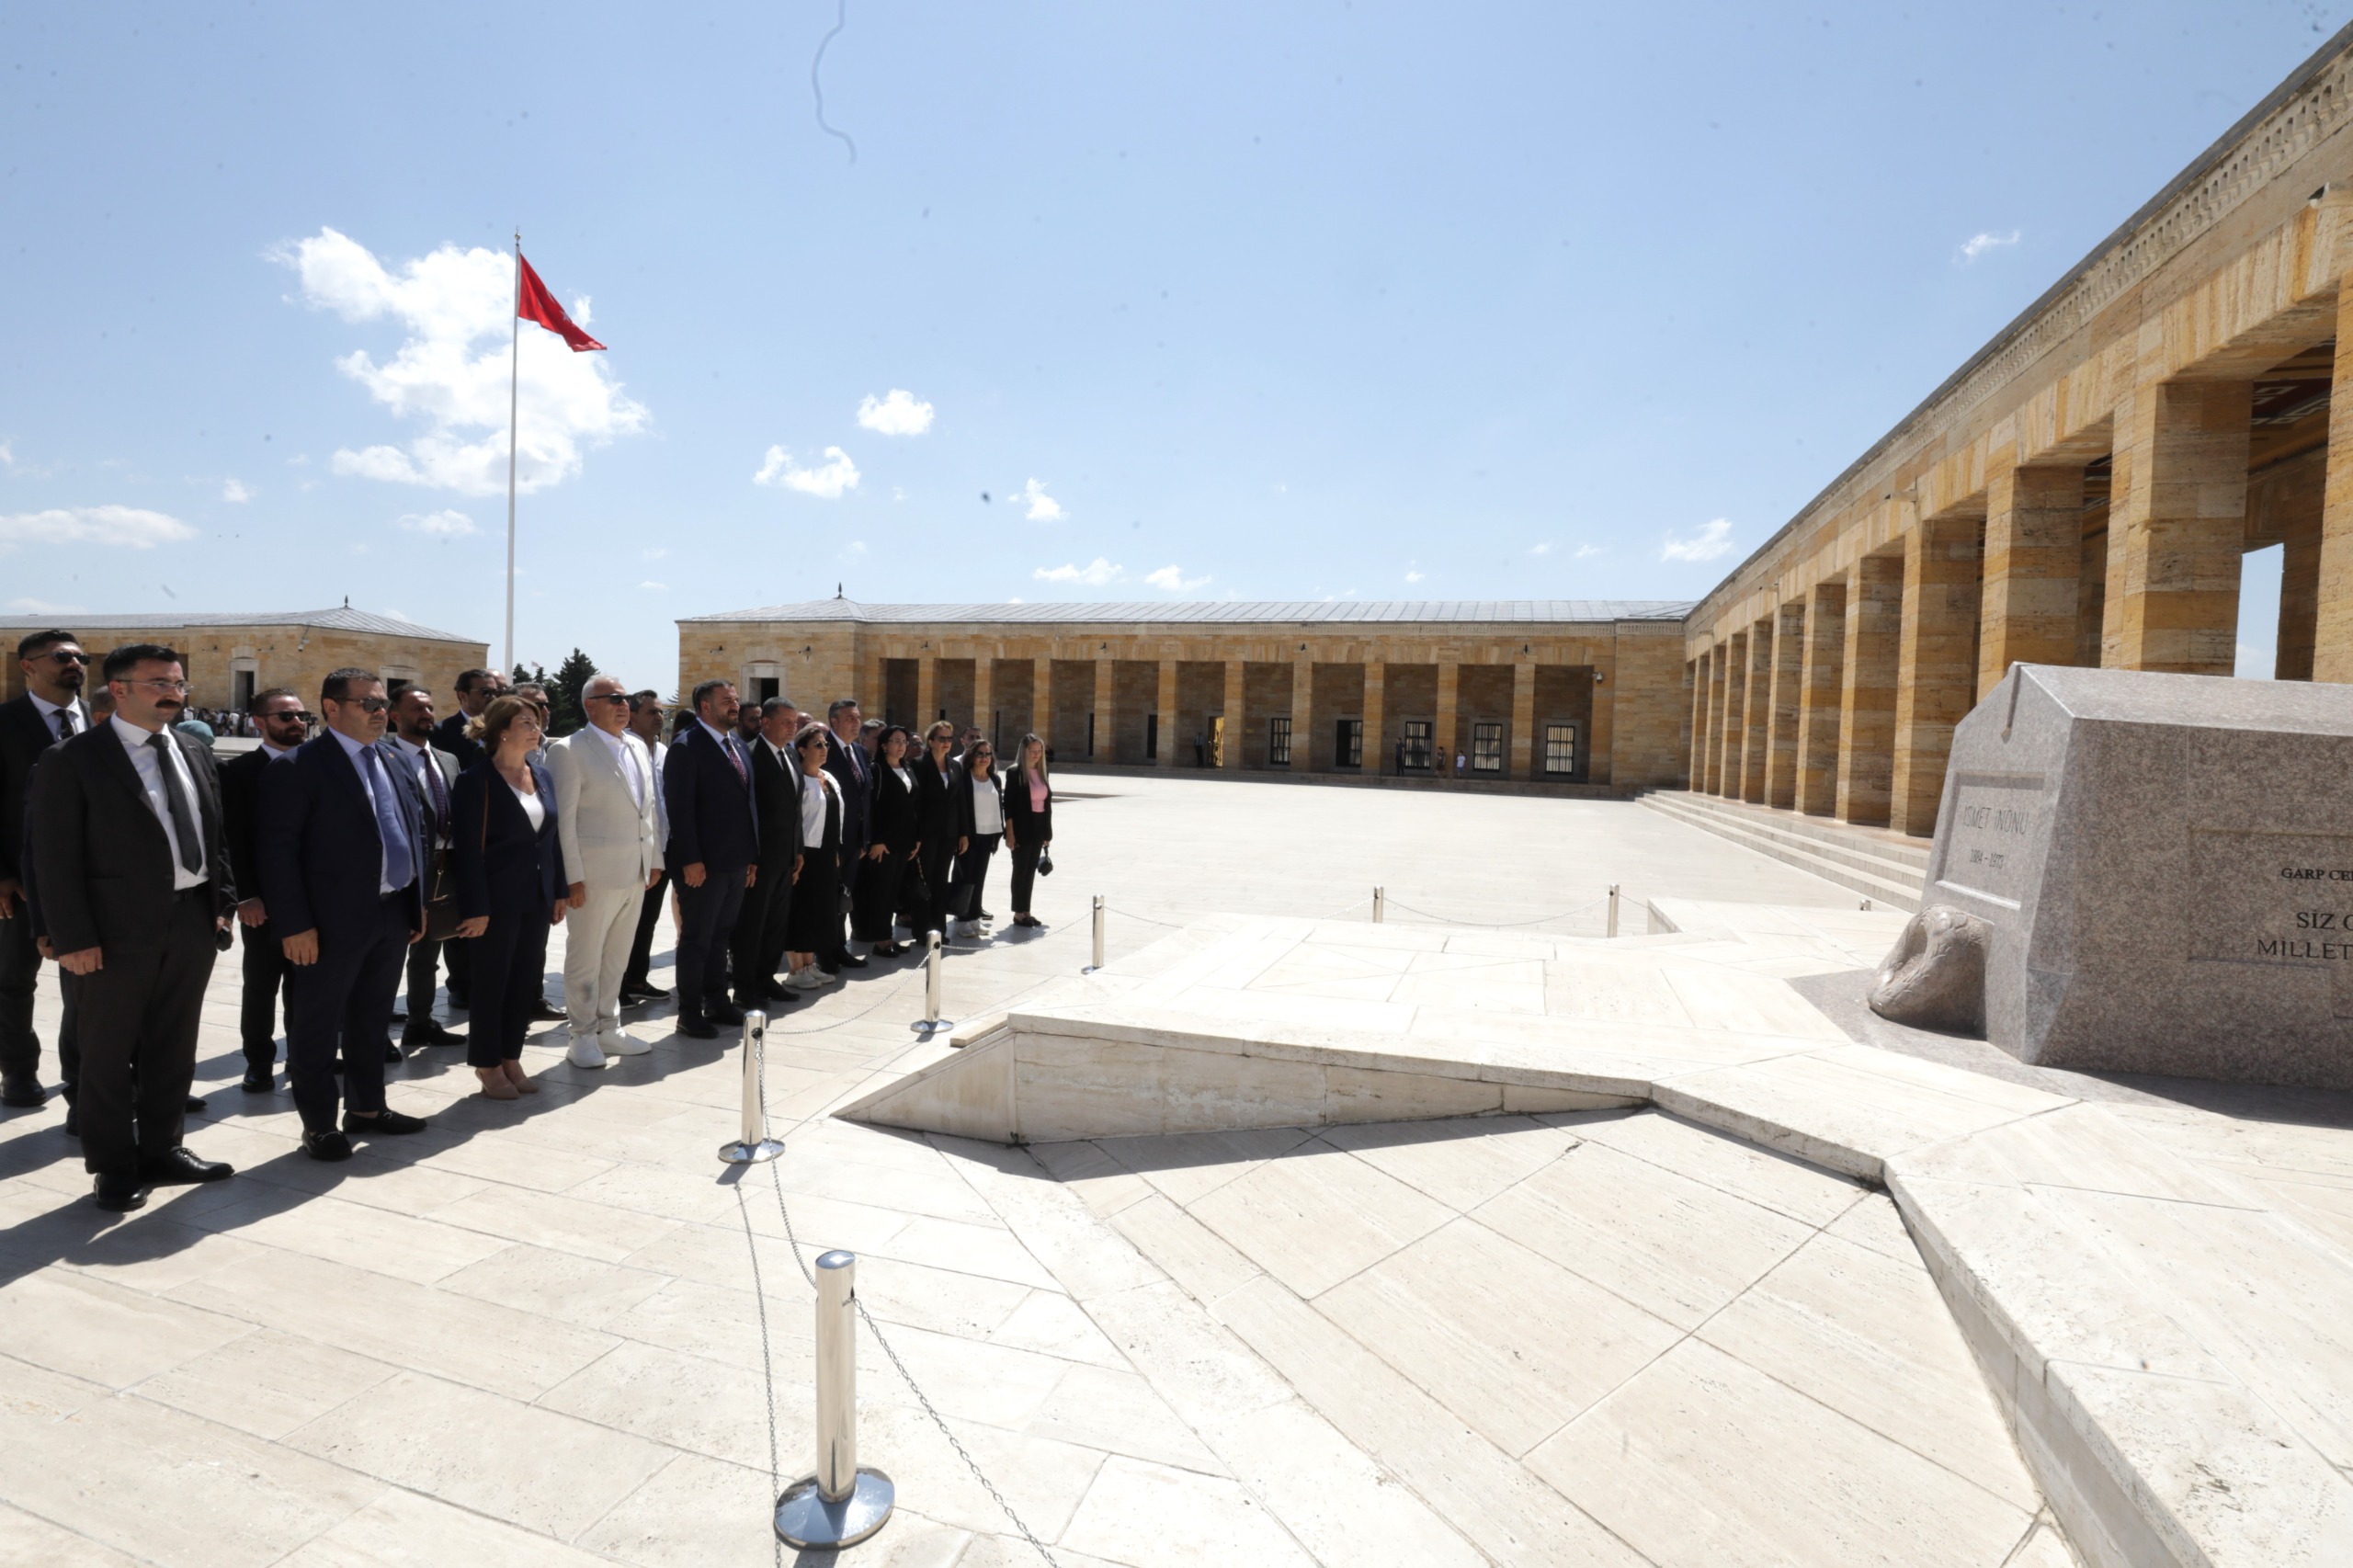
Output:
[
  {"xmin": 1144, "ymin": 564, "xmax": 1211, "ymax": 592},
  {"xmin": 857, "ymin": 389, "xmax": 934, "ymax": 436},
  {"xmin": 1034, "ymin": 557, "xmax": 1121, "ymax": 586},
  {"xmin": 1959, "ymin": 229, "xmax": 2022, "ymax": 263},
  {"xmin": 0, "ymin": 441, "xmax": 15, "ymax": 468},
  {"xmin": 0, "ymin": 505, "xmax": 195, "ymax": 551},
  {"xmin": 755, "ymin": 444, "xmax": 860, "ymax": 499},
  {"xmin": 641, "ymin": 579, "xmax": 669, "ymax": 591},
  {"xmin": 1017, "ymin": 477, "xmax": 1064, "ymax": 522},
  {"xmin": 1404, "ymin": 568, "xmax": 1425, "ymax": 583},
  {"xmin": 398, "ymin": 508, "xmax": 477, "ymax": 537},
  {"xmin": 283, "ymin": 227, "xmax": 647, "ymax": 497},
  {"xmin": 837, "ymin": 540, "xmax": 868, "ymax": 564},
  {"xmin": 221, "ymin": 476, "xmax": 255, "ymax": 502},
  {"xmin": 571, "ymin": 295, "xmax": 592, "ymax": 325},
  {"xmin": 2235, "ymin": 642, "xmax": 2275, "ymax": 680},
  {"xmin": 1574, "ymin": 543, "xmax": 1604, "ymax": 560},
  {"xmin": 6, "ymin": 596, "xmax": 86, "ymax": 614},
  {"xmin": 642, "ymin": 546, "xmax": 667, "ymax": 560},
  {"xmin": 1661, "ymin": 517, "xmax": 1735, "ymax": 562},
  {"xmin": 1529, "ymin": 541, "xmax": 1552, "ymax": 556}
]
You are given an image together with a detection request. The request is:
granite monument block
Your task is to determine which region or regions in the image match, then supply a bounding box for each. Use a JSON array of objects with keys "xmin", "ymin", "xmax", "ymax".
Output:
[{"xmin": 1923, "ymin": 664, "xmax": 2353, "ymax": 1088}]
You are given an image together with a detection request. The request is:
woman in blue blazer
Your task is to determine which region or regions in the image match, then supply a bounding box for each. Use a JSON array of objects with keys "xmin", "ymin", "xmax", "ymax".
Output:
[{"xmin": 449, "ymin": 697, "xmax": 567, "ymax": 1099}]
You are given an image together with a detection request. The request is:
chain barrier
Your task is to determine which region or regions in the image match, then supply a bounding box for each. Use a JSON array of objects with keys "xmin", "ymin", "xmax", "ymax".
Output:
[{"xmin": 733, "ymin": 1000, "xmax": 1061, "ymax": 1564}]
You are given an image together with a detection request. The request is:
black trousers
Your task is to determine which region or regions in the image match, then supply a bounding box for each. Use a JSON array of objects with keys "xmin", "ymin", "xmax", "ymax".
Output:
[
  {"xmin": 951, "ymin": 834, "xmax": 1000, "ymax": 921},
  {"xmin": 285, "ymin": 894, "xmax": 410, "ymax": 1134},
  {"xmin": 674, "ymin": 869, "xmax": 746, "ymax": 1017},
  {"xmin": 622, "ymin": 870, "xmax": 669, "ymax": 988},
  {"xmin": 464, "ymin": 909, "xmax": 550, "ymax": 1067},
  {"xmin": 443, "ymin": 927, "xmax": 472, "ymax": 1007},
  {"xmin": 914, "ymin": 839, "xmax": 955, "ymax": 937},
  {"xmin": 238, "ymin": 918, "xmax": 288, "ymax": 1074},
  {"xmin": 404, "ymin": 935, "xmax": 445, "ymax": 1024},
  {"xmin": 733, "ymin": 855, "xmax": 794, "ymax": 1002},
  {"xmin": 75, "ymin": 889, "xmax": 216, "ymax": 1175},
  {"xmin": 0, "ymin": 906, "xmax": 44, "ymax": 1077},
  {"xmin": 1009, "ymin": 841, "xmax": 1044, "ymax": 914}
]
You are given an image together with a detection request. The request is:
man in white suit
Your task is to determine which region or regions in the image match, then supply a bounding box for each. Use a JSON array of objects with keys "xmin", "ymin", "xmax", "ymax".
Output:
[{"xmin": 548, "ymin": 675, "xmax": 664, "ymax": 1069}]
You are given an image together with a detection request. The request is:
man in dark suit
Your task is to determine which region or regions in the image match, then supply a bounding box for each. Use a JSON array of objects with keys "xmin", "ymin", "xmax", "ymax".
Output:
[
  {"xmin": 383, "ymin": 684, "xmax": 463, "ymax": 1051},
  {"xmin": 0, "ymin": 628, "xmax": 92, "ymax": 1108},
  {"xmin": 819, "ymin": 698, "xmax": 873, "ymax": 974},
  {"xmin": 733, "ymin": 697, "xmax": 803, "ymax": 1009},
  {"xmin": 663, "ymin": 678, "xmax": 757, "ymax": 1039},
  {"xmin": 26, "ymin": 643, "xmax": 237, "ymax": 1210},
  {"xmin": 619, "ymin": 690, "xmax": 673, "ymax": 1004},
  {"xmin": 258, "ymin": 668, "xmax": 432, "ymax": 1161},
  {"xmin": 428, "ymin": 666, "xmax": 504, "ymax": 1007},
  {"xmin": 219, "ymin": 687, "xmax": 311, "ymax": 1093}
]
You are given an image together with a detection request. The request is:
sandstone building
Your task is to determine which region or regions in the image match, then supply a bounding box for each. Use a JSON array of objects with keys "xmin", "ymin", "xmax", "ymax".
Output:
[
  {"xmin": 675, "ymin": 599, "xmax": 1692, "ymax": 789},
  {"xmin": 0, "ymin": 607, "xmax": 489, "ymax": 712}
]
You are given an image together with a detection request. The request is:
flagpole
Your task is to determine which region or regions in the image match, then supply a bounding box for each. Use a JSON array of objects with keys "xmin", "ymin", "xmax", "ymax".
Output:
[{"xmin": 505, "ymin": 229, "xmax": 520, "ymax": 676}]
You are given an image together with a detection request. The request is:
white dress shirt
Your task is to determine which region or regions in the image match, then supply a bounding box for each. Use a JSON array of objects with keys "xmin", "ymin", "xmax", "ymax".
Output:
[
  {"xmin": 971, "ymin": 773, "xmax": 1004, "ymax": 835},
  {"xmin": 30, "ymin": 691, "xmax": 87, "ymax": 743},
  {"xmin": 328, "ymin": 727, "xmax": 402, "ymax": 895},
  {"xmin": 801, "ymin": 768, "xmax": 841, "ymax": 845},
  {"xmin": 110, "ymin": 714, "xmax": 207, "ymax": 891},
  {"xmin": 509, "ymin": 777, "xmax": 548, "ymax": 833},
  {"xmin": 587, "ymin": 722, "xmax": 647, "ymax": 809}
]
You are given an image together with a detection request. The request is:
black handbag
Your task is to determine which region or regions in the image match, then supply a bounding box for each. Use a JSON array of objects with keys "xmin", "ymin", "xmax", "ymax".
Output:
[{"xmin": 1036, "ymin": 848, "xmax": 1054, "ymax": 878}]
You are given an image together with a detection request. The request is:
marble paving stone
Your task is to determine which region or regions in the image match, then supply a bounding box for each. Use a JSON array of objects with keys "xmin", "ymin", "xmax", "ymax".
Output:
[
  {"xmin": 866, "ymin": 1212, "xmax": 1065, "ymax": 1290},
  {"xmin": 1696, "ymin": 1228, "xmax": 2040, "ymax": 1511},
  {"xmin": 435, "ymin": 1242, "xmax": 676, "ymax": 1328},
  {"xmin": 130, "ymin": 1328, "xmax": 396, "ymax": 1442},
  {"xmin": 987, "ymin": 1288, "xmax": 1134, "ymax": 1369},
  {"xmin": 1197, "ymin": 1396, "xmax": 1491, "ymax": 1568},
  {"xmin": 1318, "ymin": 1216, "xmax": 1687, "ymax": 1458},
  {"xmin": 1185, "ymin": 1137, "xmax": 1459, "ymax": 1298},
  {"xmin": 573, "ymin": 1451, "xmax": 790, "ymax": 1568},
  {"xmin": 539, "ymin": 1337, "xmax": 796, "ymax": 1471},
  {"xmin": 426, "ymin": 1182, "xmax": 685, "ymax": 1265},
  {"xmin": 285, "ymin": 1369, "xmax": 673, "ymax": 1540},
  {"xmin": 38, "ymin": 1212, "xmax": 272, "ymax": 1295},
  {"xmin": 1660, "ymin": 965, "xmax": 1850, "ymax": 1040},
  {"xmin": 0, "ymin": 1267, "xmax": 254, "ymax": 1389},
  {"xmin": 1023, "ymin": 1363, "xmax": 1229, "ymax": 1473},
  {"xmin": 272, "ymin": 1487, "xmax": 620, "ymax": 1568},
  {"xmin": 1821, "ymin": 1190, "xmax": 1927, "ymax": 1265},
  {"xmin": 856, "ymin": 1253, "xmax": 1045, "ymax": 1339},
  {"xmin": 181, "ymin": 1187, "xmax": 517, "ymax": 1285},
  {"xmin": 1025, "ymin": 1137, "xmax": 1156, "ymax": 1218},
  {"xmin": 1528, "ymin": 1338, "xmax": 2036, "ymax": 1568},
  {"xmin": 1079, "ymin": 1280, "xmax": 1297, "ymax": 1430},
  {"xmin": 0, "ymin": 1503, "xmax": 146, "ymax": 1568},
  {"xmin": 1571, "ymin": 1109, "xmax": 1866, "ymax": 1227},
  {"xmin": 1057, "ymin": 1454, "xmax": 1321, "ymax": 1568},
  {"xmin": 1542, "ymin": 960, "xmax": 1696, "ymax": 1025},
  {"xmin": 600, "ymin": 1276, "xmax": 813, "ymax": 1371},
  {"xmin": 1106, "ymin": 1192, "xmax": 1264, "ymax": 1306},
  {"xmin": 1473, "ymin": 1141, "xmax": 1816, "ymax": 1330}
]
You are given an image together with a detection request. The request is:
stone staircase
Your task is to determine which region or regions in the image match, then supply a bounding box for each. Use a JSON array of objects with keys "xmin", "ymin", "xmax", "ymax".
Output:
[{"xmin": 1638, "ymin": 790, "xmax": 1929, "ymax": 913}]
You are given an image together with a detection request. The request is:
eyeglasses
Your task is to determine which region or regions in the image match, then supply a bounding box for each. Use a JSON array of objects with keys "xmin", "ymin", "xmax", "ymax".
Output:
[
  {"xmin": 345, "ymin": 695, "xmax": 391, "ymax": 713},
  {"xmin": 587, "ymin": 692, "xmax": 631, "ymax": 705},
  {"xmin": 38, "ymin": 650, "xmax": 89, "ymax": 665},
  {"xmin": 125, "ymin": 677, "xmax": 189, "ymax": 695}
]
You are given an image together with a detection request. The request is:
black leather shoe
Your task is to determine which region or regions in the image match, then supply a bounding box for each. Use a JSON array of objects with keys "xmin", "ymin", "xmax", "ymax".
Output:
[
  {"xmin": 675, "ymin": 1014, "xmax": 718, "ymax": 1040},
  {"xmin": 345, "ymin": 1108, "xmax": 428, "ymax": 1135},
  {"xmin": 404, "ymin": 1018, "xmax": 464, "ymax": 1047},
  {"xmin": 240, "ymin": 1071, "xmax": 274, "ymax": 1094},
  {"xmin": 185, "ymin": 1095, "xmax": 207, "ymax": 1113},
  {"xmin": 838, "ymin": 953, "xmax": 870, "ymax": 969},
  {"xmin": 382, "ymin": 1041, "xmax": 404, "ymax": 1064},
  {"xmin": 141, "ymin": 1146, "xmax": 234, "ymax": 1186},
  {"xmin": 93, "ymin": 1172, "xmax": 147, "ymax": 1212},
  {"xmin": 1, "ymin": 1072, "xmax": 49, "ymax": 1107},
  {"xmin": 707, "ymin": 1001, "xmax": 746, "ymax": 1027},
  {"xmin": 977, "ymin": 906, "xmax": 997, "ymax": 921},
  {"xmin": 445, "ymin": 990, "xmax": 471, "ymax": 1010},
  {"xmin": 302, "ymin": 1130, "xmax": 354, "ymax": 1162},
  {"xmin": 623, "ymin": 979, "xmax": 670, "ymax": 1000},
  {"xmin": 530, "ymin": 999, "xmax": 566, "ymax": 1022},
  {"xmin": 62, "ymin": 1103, "xmax": 78, "ymax": 1138}
]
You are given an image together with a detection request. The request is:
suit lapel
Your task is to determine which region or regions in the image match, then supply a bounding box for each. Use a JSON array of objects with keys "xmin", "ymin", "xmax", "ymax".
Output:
[{"xmin": 87, "ymin": 725, "xmax": 170, "ymax": 857}]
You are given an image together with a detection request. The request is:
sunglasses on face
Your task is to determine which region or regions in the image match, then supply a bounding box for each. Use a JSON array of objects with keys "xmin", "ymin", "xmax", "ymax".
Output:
[
  {"xmin": 264, "ymin": 710, "xmax": 314, "ymax": 723},
  {"xmin": 587, "ymin": 692, "xmax": 631, "ymax": 705},
  {"xmin": 38, "ymin": 650, "xmax": 89, "ymax": 665},
  {"xmin": 345, "ymin": 695, "xmax": 391, "ymax": 713}
]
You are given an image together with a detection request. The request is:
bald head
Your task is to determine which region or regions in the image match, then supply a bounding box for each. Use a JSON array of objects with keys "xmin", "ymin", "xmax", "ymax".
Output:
[{"xmin": 584, "ymin": 673, "xmax": 631, "ymax": 736}]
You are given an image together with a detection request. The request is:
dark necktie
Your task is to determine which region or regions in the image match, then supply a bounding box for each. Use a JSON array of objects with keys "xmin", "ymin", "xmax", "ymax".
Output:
[
  {"xmin": 54, "ymin": 707, "xmax": 76, "ymax": 742},
  {"xmin": 417, "ymin": 746, "xmax": 449, "ymax": 829},
  {"xmin": 358, "ymin": 745, "xmax": 417, "ymax": 892},
  {"xmin": 724, "ymin": 734, "xmax": 748, "ymax": 785},
  {"xmin": 147, "ymin": 733, "xmax": 203, "ymax": 874}
]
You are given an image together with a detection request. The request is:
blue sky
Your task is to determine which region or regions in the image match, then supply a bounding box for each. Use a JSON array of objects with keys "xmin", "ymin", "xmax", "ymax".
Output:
[{"xmin": 1, "ymin": 2, "xmax": 2342, "ymax": 688}]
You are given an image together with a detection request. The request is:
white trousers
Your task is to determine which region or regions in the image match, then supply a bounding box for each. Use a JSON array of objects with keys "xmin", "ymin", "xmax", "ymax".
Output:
[{"xmin": 564, "ymin": 883, "xmax": 643, "ymax": 1038}]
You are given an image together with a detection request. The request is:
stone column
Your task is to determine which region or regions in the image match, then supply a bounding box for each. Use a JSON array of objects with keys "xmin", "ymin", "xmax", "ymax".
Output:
[
  {"xmin": 915, "ymin": 655, "xmax": 938, "ymax": 729},
  {"xmin": 974, "ymin": 657, "xmax": 996, "ymax": 747},
  {"xmin": 1978, "ymin": 460, "xmax": 2083, "ymax": 695},
  {"xmin": 1094, "ymin": 653, "xmax": 1115, "ymax": 763},
  {"xmin": 1032, "ymin": 656, "xmax": 1054, "ymax": 755},
  {"xmin": 1719, "ymin": 631, "xmax": 1748, "ymax": 798},
  {"xmin": 1435, "ymin": 660, "xmax": 1460, "ymax": 780},
  {"xmin": 2312, "ymin": 291, "xmax": 2353, "ymax": 681},
  {"xmin": 1891, "ymin": 513, "xmax": 1984, "ymax": 836},
  {"xmin": 1742, "ymin": 620, "xmax": 1772, "ymax": 802},
  {"xmin": 1836, "ymin": 555, "xmax": 1904, "ymax": 827},
  {"xmin": 2281, "ymin": 503, "xmax": 2321, "ymax": 680},
  {"xmin": 1688, "ymin": 657, "xmax": 1709, "ymax": 788},
  {"xmin": 1155, "ymin": 659, "xmax": 1178, "ymax": 769},
  {"xmin": 1510, "ymin": 662, "xmax": 1536, "ymax": 780},
  {"xmin": 1794, "ymin": 581, "xmax": 1846, "ymax": 815},
  {"xmin": 1364, "ymin": 660, "xmax": 1387, "ymax": 775},
  {"xmin": 1290, "ymin": 658, "xmax": 1313, "ymax": 770},
  {"xmin": 2103, "ymin": 380, "xmax": 2252, "ymax": 673},
  {"xmin": 1702, "ymin": 646, "xmax": 1726, "ymax": 794},
  {"xmin": 1221, "ymin": 660, "xmax": 1245, "ymax": 770},
  {"xmin": 1765, "ymin": 601, "xmax": 1804, "ymax": 809}
]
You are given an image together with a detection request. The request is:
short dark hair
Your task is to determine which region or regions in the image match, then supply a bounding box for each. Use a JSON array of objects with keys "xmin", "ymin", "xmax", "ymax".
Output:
[
  {"xmin": 626, "ymin": 689, "xmax": 662, "ymax": 713},
  {"xmin": 513, "ymin": 682, "xmax": 547, "ymax": 703},
  {"xmin": 827, "ymin": 698, "xmax": 860, "ymax": 720},
  {"xmin": 385, "ymin": 677, "xmax": 412, "ymax": 700},
  {"xmin": 248, "ymin": 686, "xmax": 299, "ymax": 715},
  {"xmin": 320, "ymin": 667, "xmax": 380, "ymax": 704},
  {"xmin": 16, "ymin": 629, "xmax": 78, "ymax": 662},
  {"xmin": 102, "ymin": 643, "xmax": 181, "ymax": 682},
  {"xmin": 760, "ymin": 696, "xmax": 797, "ymax": 718},
  {"xmin": 453, "ymin": 667, "xmax": 494, "ymax": 696},
  {"xmin": 690, "ymin": 677, "xmax": 733, "ymax": 713}
]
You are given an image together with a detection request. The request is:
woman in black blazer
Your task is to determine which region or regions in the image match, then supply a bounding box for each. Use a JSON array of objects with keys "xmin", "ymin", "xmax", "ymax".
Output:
[
  {"xmin": 908, "ymin": 720, "xmax": 961, "ymax": 941},
  {"xmin": 948, "ymin": 735, "xmax": 1004, "ymax": 936},
  {"xmin": 450, "ymin": 697, "xmax": 567, "ymax": 1099},
  {"xmin": 854, "ymin": 724, "xmax": 918, "ymax": 956},
  {"xmin": 1000, "ymin": 732, "xmax": 1053, "ymax": 928}
]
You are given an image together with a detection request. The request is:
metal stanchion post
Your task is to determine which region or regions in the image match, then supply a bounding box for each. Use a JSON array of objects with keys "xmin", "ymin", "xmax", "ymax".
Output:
[
  {"xmin": 718, "ymin": 1011, "xmax": 783, "ymax": 1165},
  {"xmin": 1088, "ymin": 894, "xmax": 1105, "ymax": 971},
  {"xmin": 1607, "ymin": 883, "xmax": 1620, "ymax": 938},
  {"xmin": 1373, "ymin": 886, "xmax": 1385, "ymax": 924},
  {"xmin": 775, "ymin": 1250, "xmax": 895, "ymax": 1549},
  {"xmin": 923, "ymin": 931, "xmax": 946, "ymax": 1028}
]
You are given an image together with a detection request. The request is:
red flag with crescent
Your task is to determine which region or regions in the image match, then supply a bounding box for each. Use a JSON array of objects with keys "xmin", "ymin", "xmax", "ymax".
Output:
[{"xmin": 516, "ymin": 253, "xmax": 605, "ymax": 351}]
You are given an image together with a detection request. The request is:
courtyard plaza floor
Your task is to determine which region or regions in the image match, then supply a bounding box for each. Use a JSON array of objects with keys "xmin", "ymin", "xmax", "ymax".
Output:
[{"xmin": 0, "ymin": 773, "xmax": 2344, "ymax": 1566}]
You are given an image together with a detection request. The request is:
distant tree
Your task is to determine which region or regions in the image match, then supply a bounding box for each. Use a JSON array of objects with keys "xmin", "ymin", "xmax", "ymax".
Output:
[{"xmin": 547, "ymin": 648, "xmax": 597, "ymax": 736}]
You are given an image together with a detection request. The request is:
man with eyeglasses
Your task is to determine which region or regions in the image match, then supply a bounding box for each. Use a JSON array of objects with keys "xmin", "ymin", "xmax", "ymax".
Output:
[
  {"xmin": 618, "ymin": 690, "xmax": 674, "ymax": 1006},
  {"xmin": 549, "ymin": 675, "xmax": 665, "ymax": 1065},
  {"xmin": 433, "ymin": 666, "xmax": 507, "ymax": 771},
  {"xmin": 0, "ymin": 629, "xmax": 93, "ymax": 1108},
  {"xmin": 25, "ymin": 643, "xmax": 238, "ymax": 1210},
  {"xmin": 256, "ymin": 667, "xmax": 432, "ymax": 1162},
  {"xmin": 218, "ymin": 687, "xmax": 312, "ymax": 1093},
  {"xmin": 383, "ymin": 685, "xmax": 465, "ymax": 1053}
]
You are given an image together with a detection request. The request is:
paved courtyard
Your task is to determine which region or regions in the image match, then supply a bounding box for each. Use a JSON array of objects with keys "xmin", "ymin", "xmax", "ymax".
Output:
[{"xmin": 2, "ymin": 774, "xmax": 2334, "ymax": 1566}]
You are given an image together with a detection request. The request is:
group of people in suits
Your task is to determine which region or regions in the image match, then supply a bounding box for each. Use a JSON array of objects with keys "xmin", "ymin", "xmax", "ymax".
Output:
[{"xmin": 0, "ymin": 626, "xmax": 1058, "ymax": 1212}]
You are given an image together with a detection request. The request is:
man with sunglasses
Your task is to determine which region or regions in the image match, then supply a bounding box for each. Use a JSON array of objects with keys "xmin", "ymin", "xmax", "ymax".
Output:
[
  {"xmin": 25, "ymin": 644, "xmax": 237, "ymax": 1210},
  {"xmin": 0, "ymin": 630, "xmax": 93, "ymax": 1108},
  {"xmin": 218, "ymin": 687, "xmax": 312, "ymax": 1093}
]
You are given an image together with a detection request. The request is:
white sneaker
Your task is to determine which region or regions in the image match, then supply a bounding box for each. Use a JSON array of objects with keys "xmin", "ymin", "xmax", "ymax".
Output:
[
  {"xmin": 564, "ymin": 1033, "xmax": 609, "ymax": 1069},
  {"xmin": 602, "ymin": 1028, "xmax": 653, "ymax": 1057},
  {"xmin": 788, "ymin": 967, "xmax": 827, "ymax": 991}
]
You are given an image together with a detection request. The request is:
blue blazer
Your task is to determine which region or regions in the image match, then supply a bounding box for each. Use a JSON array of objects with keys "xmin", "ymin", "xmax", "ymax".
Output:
[
  {"xmin": 257, "ymin": 732, "xmax": 426, "ymax": 939},
  {"xmin": 449, "ymin": 761, "xmax": 564, "ymax": 918},
  {"xmin": 663, "ymin": 722, "xmax": 757, "ymax": 875}
]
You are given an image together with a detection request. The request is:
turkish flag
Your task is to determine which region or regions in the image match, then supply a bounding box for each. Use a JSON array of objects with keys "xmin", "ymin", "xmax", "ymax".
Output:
[{"xmin": 517, "ymin": 253, "xmax": 606, "ymax": 351}]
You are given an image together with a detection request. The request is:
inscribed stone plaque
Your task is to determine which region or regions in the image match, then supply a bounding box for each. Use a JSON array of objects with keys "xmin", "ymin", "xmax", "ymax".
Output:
[{"xmin": 1928, "ymin": 665, "xmax": 2353, "ymax": 1088}]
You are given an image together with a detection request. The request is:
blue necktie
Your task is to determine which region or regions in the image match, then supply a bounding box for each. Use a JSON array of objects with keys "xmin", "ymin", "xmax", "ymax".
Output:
[{"xmin": 359, "ymin": 745, "xmax": 417, "ymax": 892}]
